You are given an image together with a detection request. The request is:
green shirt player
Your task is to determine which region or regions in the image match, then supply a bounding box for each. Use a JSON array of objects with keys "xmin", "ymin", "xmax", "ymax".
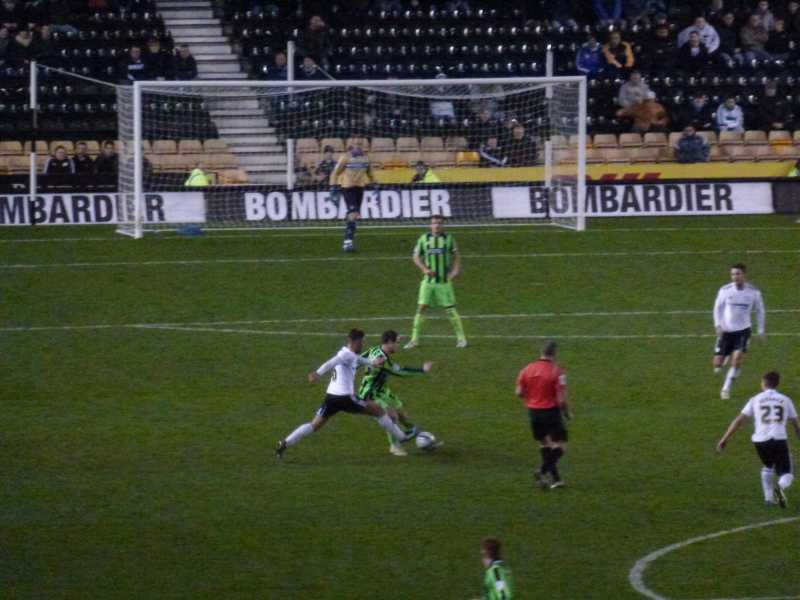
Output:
[
  {"xmin": 359, "ymin": 330, "xmax": 434, "ymax": 456},
  {"xmin": 472, "ymin": 538, "xmax": 514, "ymax": 600},
  {"xmin": 404, "ymin": 214, "xmax": 467, "ymax": 349}
]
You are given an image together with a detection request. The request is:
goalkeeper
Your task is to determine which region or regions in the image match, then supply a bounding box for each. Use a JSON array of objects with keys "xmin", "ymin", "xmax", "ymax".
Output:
[
  {"xmin": 330, "ymin": 143, "xmax": 375, "ymax": 252},
  {"xmin": 358, "ymin": 330, "xmax": 433, "ymax": 456}
]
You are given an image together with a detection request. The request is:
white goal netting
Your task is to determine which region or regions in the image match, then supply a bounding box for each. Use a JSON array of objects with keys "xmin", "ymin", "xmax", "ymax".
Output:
[{"xmin": 116, "ymin": 77, "xmax": 586, "ymax": 237}]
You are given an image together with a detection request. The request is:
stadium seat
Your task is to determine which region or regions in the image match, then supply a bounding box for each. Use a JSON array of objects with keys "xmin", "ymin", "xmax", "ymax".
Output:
[
  {"xmin": 296, "ymin": 138, "xmax": 320, "ymax": 153},
  {"xmin": 554, "ymin": 149, "xmax": 577, "ymax": 164},
  {"xmin": 668, "ymin": 132, "xmax": 683, "ymax": 148},
  {"xmin": 159, "ymin": 154, "xmax": 185, "ymax": 171},
  {"xmin": 420, "ymin": 136, "xmax": 445, "ymax": 151},
  {"xmin": 423, "ymin": 150, "xmax": 455, "ymax": 166},
  {"xmin": 82, "ymin": 140, "xmax": 101, "ymax": 155},
  {"xmin": 752, "ymin": 144, "xmax": 778, "ymax": 160},
  {"xmin": 395, "ymin": 151, "xmax": 422, "ymax": 166},
  {"xmin": 211, "ymin": 154, "xmax": 239, "ymax": 169},
  {"xmin": 601, "ymin": 147, "xmax": 630, "ymax": 163},
  {"xmin": 445, "ymin": 136, "xmax": 468, "ymax": 151},
  {"xmin": 568, "ymin": 134, "xmax": 583, "ymax": 148},
  {"xmin": 793, "ymin": 130, "xmax": 800, "ymax": 145},
  {"xmin": 455, "ymin": 150, "xmax": 480, "ymax": 166},
  {"xmin": 8, "ymin": 155, "xmax": 30, "ymax": 173},
  {"xmin": 396, "ymin": 136, "xmax": 420, "ymax": 152},
  {"xmin": 182, "ymin": 153, "xmax": 208, "ymax": 168},
  {"xmin": 643, "ymin": 132, "xmax": 667, "ymax": 147},
  {"xmin": 203, "ymin": 139, "xmax": 229, "ymax": 154},
  {"xmin": 369, "ymin": 151, "xmax": 400, "ymax": 167},
  {"xmin": 718, "ymin": 131, "xmax": 744, "ymax": 145},
  {"xmin": 0, "ymin": 141, "xmax": 23, "ymax": 155},
  {"xmin": 346, "ymin": 136, "xmax": 370, "ymax": 151},
  {"xmin": 178, "ymin": 139, "xmax": 203, "ymax": 154},
  {"xmin": 744, "ymin": 130, "xmax": 768, "ymax": 145},
  {"xmin": 709, "ymin": 145, "xmax": 726, "ymax": 161},
  {"xmin": 724, "ymin": 144, "xmax": 753, "ymax": 160},
  {"xmin": 697, "ymin": 131, "xmax": 718, "ymax": 146},
  {"xmin": 320, "ymin": 138, "xmax": 345, "ymax": 153},
  {"xmin": 585, "ymin": 148, "xmax": 603, "ymax": 163},
  {"xmin": 370, "ymin": 137, "xmax": 395, "ymax": 152},
  {"xmin": 0, "ymin": 158, "xmax": 9, "ymax": 174},
  {"xmin": 768, "ymin": 130, "xmax": 792, "ymax": 145},
  {"xmin": 630, "ymin": 147, "xmax": 660, "ymax": 162},
  {"xmin": 550, "ymin": 135, "xmax": 568, "ymax": 149},
  {"xmin": 619, "ymin": 133, "xmax": 643, "ymax": 147},
  {"xmin": 218, "ymin": 168, "xmax": 249, "ymax": 184},
  {"xmin": 152, "ymin": 140, "xmax": 178, "ymax": 154},
  {"xmin": 771, "ymin": 144, "xmax": 800, "ymax": 158},
  {"xmin": 593, "ymin": 133, "xmax": 618, "ymax": 148},
  {"xmin": 23, "ymin": 141, "xmax": 48, "ymax": 155}
]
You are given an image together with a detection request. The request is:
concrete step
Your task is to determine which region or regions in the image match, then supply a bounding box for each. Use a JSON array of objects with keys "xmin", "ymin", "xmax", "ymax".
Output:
[
  {"xmin": 183, "ymin": 44, "xmax": 234, "ymax": 55},
  {"xmin": 224, "ymin": 135, "xmax": 279, "ymax": 145},
  {"xmin": 209, "ymin": 110, "xmax": 264, "ymax": 119},
  {"xmin": 162, "ymin": 17, "xmax": 220, "ymax": 26},
  {"xmin": 195, "ymin": 55, "xmax": 239, "ymax": 64},
  {"xmin": 197, "ymin": 62, "xmax": 242, "ymax": 73},
  {"xmin": 169, "ymin": 25, "xmax": 223, "ymax": 37},
  {"xmin": 236, "ymin": 154, "xmax": 287, "ymax": 166},
  {"xmin": 158, "ymin": 1, "xmax": 210, "ymax": 8},
  {"xmin": 197, "ymin": 73, "xmax": 249, "ymax": 80},
  {"xmin": 217, "ymin": 126, "xmax": 276, "ymax": 135},
  {"xmin": 214, "ymin": 116, "xmax": 271, "ymax": 128},
  {"xmin": 170, "ymin": 36, "xmax": 225, "ymax": 44},
  {"xmin": 160, "ymin": 8, "xmax": 214, "ymax": 19},
  {"xmin": 229, "ymin": 145, "xmax": 282, "ymax": 153},
  {"xmin": 208, "ymin": 99, "xmax": 260, "ymax": 111}
]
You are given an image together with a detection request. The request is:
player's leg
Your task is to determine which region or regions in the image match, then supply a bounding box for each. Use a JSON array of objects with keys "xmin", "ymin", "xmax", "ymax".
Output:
[
  {"xmin": 362, "ymin": 399, "xmax": 411, "ymax": 443},
  {"xmin": 755, "ymin": 441, "xmax": 778, "ymax": 504},
  {"xmin": 342, "ymin": 188, "xmax": 362, "ymax": 252},
  {"xmin": 529, "ymin": 409, "xmax": 552, "ymax": 489},
  {"xmin": 713, "ymin": 333, "xmax": 728, "ymax": 374},
  {"xmin": 374, "ymin": 392, "xmax": 407, "ymax": 456},
  {"xmin": 439, "ymin": 282, "xmax": 467, "ymax": 348},
  {"xmin": 276, "ymin": 402, "xmax": 333, "ymax": 457},
  {"xmin": 721, "ymin": 341, "xmax": 747, "ymax": 399},
  {"xmin": 406, "ymin": 282, "xmax": 431, "ymax": 349},
  {"xmin": 773, "ymin": 440, "xmax": 793, "ymax": 508}
]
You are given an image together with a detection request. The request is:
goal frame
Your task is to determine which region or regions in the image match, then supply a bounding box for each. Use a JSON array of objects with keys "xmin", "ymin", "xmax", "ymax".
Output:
[{"xmin": 122, "ymin": 76, "xmax": 587, "ymax": 238}]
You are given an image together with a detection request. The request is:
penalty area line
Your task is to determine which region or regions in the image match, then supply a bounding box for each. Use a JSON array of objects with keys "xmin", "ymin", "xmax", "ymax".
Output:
[{"xmin": 629, "ymin": 517, "xmax": 800, "ymax": 600}]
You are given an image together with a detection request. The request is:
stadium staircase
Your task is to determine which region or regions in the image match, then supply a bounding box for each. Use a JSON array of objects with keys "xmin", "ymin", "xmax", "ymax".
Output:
[{"xmin": 157, "ymin": 0, "xmax": 287, "ymax": 184}]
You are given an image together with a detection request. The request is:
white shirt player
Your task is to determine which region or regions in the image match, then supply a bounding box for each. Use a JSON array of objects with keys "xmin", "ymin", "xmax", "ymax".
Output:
[
  {"xmin": 315, "ymin": 346, "xmax": 373, "ymax": 396},
  {"xmin": 713, "ymin": 282, "xmax": 765, "ymax": 334},
  {"xmin": 741, "ymin": 389, "xmax": 798, "ymax": 442}
]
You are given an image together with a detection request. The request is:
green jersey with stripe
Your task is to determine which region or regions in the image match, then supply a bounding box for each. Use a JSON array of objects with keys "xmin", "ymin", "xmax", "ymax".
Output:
[
  {"xmin": 482, "ymin": 561, "xmax": 514, "ymax": 600},
  {"xmin": 357, "ymin": 345, "xmax": 424, "ymax": 400},
  {"xmin": 413, "ymin": 232, "xmax": 458, "ymax": 284}
]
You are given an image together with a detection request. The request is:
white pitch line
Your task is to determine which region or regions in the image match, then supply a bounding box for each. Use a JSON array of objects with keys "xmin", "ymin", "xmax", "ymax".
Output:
[
  {"xmin": 2, "ymin": 308, "xmax": 799, "ymax": 333},
  {"xmin": 0, "ymin": 225, "xmax": 797, "ymax": 243},
  {"xmin": 2, "ymin": 249, "xmax": 798, "ymax": 270},
  {"xmin": 629, "ymin": 517, "xmax": 800, "ymax": 600}
]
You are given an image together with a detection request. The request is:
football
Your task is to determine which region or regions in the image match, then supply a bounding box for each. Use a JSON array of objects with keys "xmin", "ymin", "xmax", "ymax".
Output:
[{"xmin": 415, "ymin": 431, "xmax": 438, "ymax": 450}]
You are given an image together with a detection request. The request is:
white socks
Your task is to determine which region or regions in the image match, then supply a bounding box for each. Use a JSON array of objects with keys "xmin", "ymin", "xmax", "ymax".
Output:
[
  {"xmin": 762, "ymin": 468, "xmax": 776, "ymax": 502},
  {"xmin": 722, "ymin": 367, "xmax": 740, "ymax": 392},
  {"xmin": 779, "ymin": 473, "xmax": 794, "ymax": 490},
  {"xmin": 285, "ymin": 423, "xmax": 314, "ymax": 447},
  {"xmin": 376, "ymin": 413, "xmax": 407, "ymax": 441}
]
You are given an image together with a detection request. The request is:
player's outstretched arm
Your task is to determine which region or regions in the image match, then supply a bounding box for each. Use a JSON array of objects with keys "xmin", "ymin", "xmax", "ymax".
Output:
[{"xmin": 716, "ymin": 414, "xmax": 745, "ymax": 452}]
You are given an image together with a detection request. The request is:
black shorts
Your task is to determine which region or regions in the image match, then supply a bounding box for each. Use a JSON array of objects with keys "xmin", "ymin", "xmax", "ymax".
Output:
[
  {"xmin": 316, "ymin": 394, "xmax": 367, "ymax": 418},
  {"xmin": 341, "ymin": 188, "xmax": 364, "ymax": 214},
  {"xmin": 714, "ymin": 328, "xmax": 751, "ymax": 357},
  {"xmin": 528, "ymin": 407, "xmax": 568, "ymax": 443},
  {"xmin": 754, "ymin": 439, "xmax": 793, "ymax": 475}
]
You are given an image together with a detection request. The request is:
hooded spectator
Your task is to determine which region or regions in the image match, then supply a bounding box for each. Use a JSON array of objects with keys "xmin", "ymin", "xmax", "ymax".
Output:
[
  {"xmin": 617, "ymin": 70, "xmax": 652, "ymax": 108},
  {"xmin": 675, "ymin": 126, "xmax": 710, "ymax": 163},
  {"xmin": 678, "ymin": 16, "xmax": 720, "ymax": 53},
  {"xmin": 576, "ymin": 34, "xmax": 606, "ymax": 76},
  {"xmin": 678, "ymin": 31, "xmax": 711, "ymax": 73},
  {"xmin": 757, "ymin": 81, "xmax": 792, "ymax": 130},
  {"xmin": 715, "ymin": 96, "xmax": 745, "ymax": 131},
  {"xmin": 603, "ymin": 30, "xmax": 635, "ymax": 73},
  {"xmin": 676, "ymin": 93, "xmax": 715, "ymax": 130},
  {"xmin": 144, "ymin": 38, "xmax": 172, "ymax": 79},
  {"xmin": 72, "ymin": 141, "xmax": 94, "ymax": 174},
  {"xmin": 173, "ymin": 44, "xmax": 198, "ymax": 80},
  {"xmin": 716, "ymin": 12, "xmax": 740, "ymax": 60}
]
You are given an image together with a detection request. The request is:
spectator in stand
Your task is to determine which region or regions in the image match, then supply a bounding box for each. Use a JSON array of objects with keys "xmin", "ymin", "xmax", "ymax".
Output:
[
  {"xmin": 144, "ymin": 38, "xmax": 172, "ymax": 80},
  {"xmin": 676, "ymin": 93, "xmax": 715, "ymax": 130},
  {"xmin": 617, "ymin": 70, "xmax": 652, "ymax": 108},
  {"xmin": 678, "ymin": 16, "xmax": 720, "ymax": 54},
  {"xmin": 675, "ymin": 126, "xmax": 710, "ymax": 162},
  {"xmin": 266, "ymin": 51, "xmax": 288, "ymax": 80},
  {"xmin": 754, "ymin": 0, "xmax": 775, "ymax": 31},
  {"xmin": 716, "ymin": 12, "xmax": 740, "ymax": 63},
  {"xmin": 0, "ymin": 0, "xmax": 25, "ymax": 30},
  {"xmin": 623, "ymin": 0, "xmax": 649, "ymax": 25},
  {"xmin": 740, "ymin": 13, "xmax": 771, "ymax": 62},
  {"xmin": 314, "ymin": 145, "xmax": 337, "ymax": 183},
  {"xmin": 707, "ymin": 0, "xmax": 725, "ymax": 24},
  {"xmin": 411, "ymin": 160, "xmax": 441, "ymax": 183},
  {"xmin": 757, "ymin": 80, "xmax": 793, "ymax": 131},
  {"xmin": 43, "ymin": 145, "xmax": 75, "ymax": 174},
  {"xmin": 478, "ymin": 136, "xmax": 508, "ymax": 167},
  {"xmin": 9, "ymin": 28, "xmax": 33, "ymax": 64},
  {"xmin": 603, "ymin": 30, "xmax": 635, "ymax": 75},
  {"xmin": 644, "ymin": 22, "xmax": 677, "ymax": 74},
  {"xmin": 470, "ymin": 108, "xmax": 500, "ymax": 147},
  {"xmin": 298, "ymin": 56, "xmax": 326, "ymax": 80},
  {"xmin": 576, "ymin": 34, "xmax": 606, "ymax": 77},
  {"xmin": 119, "ymin": 45, "xmax": 149, "ymax": 82},
  {"xmin": 765, "ymin": 18, "xmax": 793, "ymax": 59},
  {"xmin": 0, "ymin": 26, "xmax": 9, "ymax": 60},
  {"xmin": 94, "ymin": 141, "xmax": 118, "ymax": 175},
  {"xmin": 173, "ymin": 44, "xmax": 198, "ymax": 80},
  {"xmin": 593, "ymin": 0, "xmax": 622, "ymax": 25},
  {"xmin": 430, "ymin": 73, "xmax": 456, "ymax": 120},
  {"xmin": 716, "ymin": 96, "xmax": 745, "ymax": 132},
  {"xmin": 678, "ymin": 31, "xmax": 711, "ymax": 73},
  {"xmin": 299, "ymin": 14, "xmax": 331, "ymax": 68},
  {"xmin": 47, "ymin": 0, "xmax": 78, "ymax": 36},
  {"xmin": 32, "ymin": 24, "xmax": 56, "ymax": 64},
  {"xmin": 786, "ymin": 1, "xmax": 800, "ymax": 34},
  {"xmin": 617, "ymin": 97, "xmax": 670, "ymax": 132},
  {"xmin": 506, "ymin": 125, "xmax": 538, "ymax": 166},
  {"xmin": 72, "ymin": 142, "xmax": 94, "ymax": 174}
]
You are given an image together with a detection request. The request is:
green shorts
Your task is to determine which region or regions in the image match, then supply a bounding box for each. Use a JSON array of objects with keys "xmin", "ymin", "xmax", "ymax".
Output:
[
  {"xmin": 417, "ymin": 280, "xmax": 456, "ymax": 308},
  {"xmin": 374, "ymin": 389, "xmax": 403, "ymax": 410}
]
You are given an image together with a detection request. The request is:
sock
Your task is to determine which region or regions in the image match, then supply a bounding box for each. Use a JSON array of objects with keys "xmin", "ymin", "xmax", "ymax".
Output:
[
  {"xmin": 376, "ymin": 413, "xmax": 407, "ymax": 441},
  {"xmin": 761, "ymin": 467, "xmax": 776, "ymax": 501},
  {"xmin": 445, "ymin": 307, "xmax": 466, "ymax": 341},
  {"xmin": 344, "ymin": 219, "xmax": 356, "ymax": 242},
  {"xmin": 539, "ymin": 447, "xmax": 551, "ymax": 473},
  {"xmin": 550, "ymin": 447, "xmax": 564, "ymax": 481},
  {"xmin": 411, "ymin": 312, "xmax": 424, "ymax": 342},
  {"xmin": 714, "ymin": 366, "xmax": 721, "ymax": 374},
  {"xmin": 285, "ymin": 423, "xmax": 314, "ymax": 447},
  {"xmin": 722, "ymin": 367, "xmax": 740, "ymax": 391},
  {"xmin": 779, "ymin": 473, "xmax": 794, "ymax": 490}
]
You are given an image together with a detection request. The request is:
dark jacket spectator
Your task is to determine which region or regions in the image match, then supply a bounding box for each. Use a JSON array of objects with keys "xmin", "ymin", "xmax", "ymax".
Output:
[
  {"xmin": 265, "ymin": 51, "xmax": 288, "ymax": 80},
  {"xmin": 9, "ymin": 29, "xmax": 33, "ymax": 63},
  {"xmin": 740, "ymin": 14, "xmax": 770, "ymax": 55},
  {"xmin": 678, "ymin": 32, "xmax": 711, "ymax": 73},
  {"xmin": 144, "ymin": 38, "xmax": 173, "ymax": 79},
  {"xmin": 94, "ymin": 142, "xmax": 118, "ymax": 175},
  {"xmin": 506, "ymin": 126, "xmax": 538, "ymax": 166},
  {"xmin": 469, "ymin": 109, "xmax": 501, "ymax": 147},
  {"xmin": 622, "ymin": 0, "xmax": 648, "ymax": 23},
  {"xmin": 576, "ymin": 35, "xmax": 605, "ymax": 76},
  {"xmin": 32, "ymin": 24, "xmax": 56, "ymax": 63},
  {"xmin": 0, "ymin": 0, "xmax": 25, "ymax": 29},
  {"xmin": 299, "ymin": 14, "xmax": 331, "ymax": 66},
  {"xmin": 786, "ymin": 0, "xmax": 800, "ymax": 34},
  {"xmin": 644, "ymin": 24, "xmax": 677, "ymax": 73},
  {"xmin": 72, "ymin": 142, "xmax": 94, "ymax": 174},
  {"xmin": 119, "ymin": 46, "xmax": 150, "ymax": 82},
  {"xmin": 765, "ymin": 18, "xmax": 794, "ymax": 58},
  {"xmin": 675, "ymin": 127, "xmax": 710, "ymax": 163},
  {"xmin": 297, "ymin": 56, "xmax": 326, "ymax": 80},
  {"xmin": 678, "ymin": 17, "xmax": 720, "ymax": 53},
  {"xmin": 173, "ymin": 45, "xmax": 198, "ymax": 80},
  {"xmin": 478, "ymin": 137, "xmax": 508, "ymax": 167},
  {"xmin": 757, "ymin": 82, "xmax": 793, "ymax": 130},
  {"xmin": 716, "ymin": 12, "xmax": 740, "ymax": 57},
  {"xmin": 676, "ymin": 94, "xmax": 715, "ymax": 130},
  {"xmin": 593, "ymin": 0, "xmax": 621, "ymax": 24},
  {"xmin": 603, "ymin": 31, "xmax": 634, "ymax": 72},
  {"xmin": 0, "ymin": 26, "xmax": 10, "ymax": 60},
  {"xmin": 44, "ymin": 146, "xmax": 75, "ymax": 174}
]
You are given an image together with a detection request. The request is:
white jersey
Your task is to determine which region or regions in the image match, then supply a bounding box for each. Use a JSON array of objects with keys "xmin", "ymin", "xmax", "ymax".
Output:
[
  {"xmin": 741, "ymin": 389, "xmax": 797, "ymax": 442},
  {"xmin": 713, "ymin": 282, "xmax": 765, "ymax": 334},
  {"xmin": 316, "ymin": 346, "xmax": 372, "ymax": 396}
]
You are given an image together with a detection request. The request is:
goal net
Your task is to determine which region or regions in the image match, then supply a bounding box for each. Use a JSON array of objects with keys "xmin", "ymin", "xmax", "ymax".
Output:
[{"xmin": 116, "ymin": 77, "xmax": 586, "ymax": 237}]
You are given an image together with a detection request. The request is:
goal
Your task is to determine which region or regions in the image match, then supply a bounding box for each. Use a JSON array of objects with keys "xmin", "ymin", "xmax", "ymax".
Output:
[{"xmin": 116, "ymin": 76, "xmax": 586, "ymax": 238}]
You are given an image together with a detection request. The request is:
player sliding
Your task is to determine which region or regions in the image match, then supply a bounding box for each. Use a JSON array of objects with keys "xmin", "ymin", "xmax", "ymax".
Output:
[
  {"xmin": 275, "ymin": 329, "xmax": 411, "ymax": 458},
  {"xmin": 712, "ymin": 263, "xmax": 766, "ymax": 400},
  {"xmin": 717, "ymin": 371, "xmax": 799, "ymax": 508},
  {"xmin": 404, "ymin": 215, "xmax": 467, "ymax": 349},
  {"xmin": 358, "ymin": 330, "xmax": 436, "ymax": 456}
]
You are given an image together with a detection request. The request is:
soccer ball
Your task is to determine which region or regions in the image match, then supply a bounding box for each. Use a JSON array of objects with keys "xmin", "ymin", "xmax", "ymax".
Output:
[{"xmin": 415, "ymin": 431, "xmax": 438, "ymax": 450}]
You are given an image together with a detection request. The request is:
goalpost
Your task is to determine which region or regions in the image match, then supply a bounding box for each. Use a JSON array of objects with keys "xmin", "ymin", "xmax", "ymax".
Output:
[{"xmin": 116, "ymin": 76, "xmax": 586, "ymax": 238}]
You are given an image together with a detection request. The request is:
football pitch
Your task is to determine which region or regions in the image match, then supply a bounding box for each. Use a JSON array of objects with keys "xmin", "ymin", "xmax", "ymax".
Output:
[{"xmin": 2, "ymin": 216, "xmax": 799, "ymax": 600}]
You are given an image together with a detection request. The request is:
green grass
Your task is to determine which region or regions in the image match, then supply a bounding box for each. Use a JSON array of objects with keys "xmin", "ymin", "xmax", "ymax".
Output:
[{"xmin": 2, "ymin": 216, "xmax": 799, "ymax": 599}]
